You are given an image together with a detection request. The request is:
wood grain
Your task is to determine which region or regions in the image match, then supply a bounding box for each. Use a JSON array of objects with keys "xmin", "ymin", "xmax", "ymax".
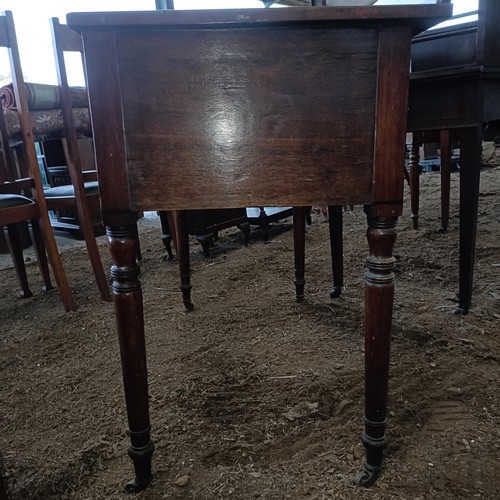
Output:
[{"xmin": 118, "ymin": 27, "xmax": 377, "ymax": 210}]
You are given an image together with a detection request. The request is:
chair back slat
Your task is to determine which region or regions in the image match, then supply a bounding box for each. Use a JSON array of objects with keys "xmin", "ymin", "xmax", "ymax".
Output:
[
  {"xmin": 49, "ymin": 17, "xmax": 111, "ymax": 302},
  {"xmin": 49, "ymin": 18, "xmax": 88, "ymax": 200},
  {"xmin": 51, "ymin": 17, "xmax": 83, "ymax": 53}
]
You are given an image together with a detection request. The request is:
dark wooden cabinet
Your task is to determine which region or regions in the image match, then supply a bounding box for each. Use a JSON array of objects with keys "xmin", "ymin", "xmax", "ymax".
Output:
[{"xmin": 407, "ymin": 0, "xmax": 500, "ymax": 313}]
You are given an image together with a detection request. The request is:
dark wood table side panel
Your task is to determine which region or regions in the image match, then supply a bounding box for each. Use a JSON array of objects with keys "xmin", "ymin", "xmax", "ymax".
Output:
[
  {"xmin": 483, "ymin": 80, "xmax": 500, "ymax": 122},
  {"xmin": 117, "ymin": 27, "xmax": 377, "ymax": 210},
  {"xmin": 411, "ymin": 22, "xmax": 478, "ymax": 73},
  {"xmin": 407, "ymin": 78, "xmax": 482, "ymax": 131}
]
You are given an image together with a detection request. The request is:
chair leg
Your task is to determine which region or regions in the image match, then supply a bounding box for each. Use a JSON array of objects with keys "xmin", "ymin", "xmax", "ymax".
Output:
[
  {"xmin": 76, "ymin": 200, "xmax": 111, "ymax": 302},
  {"xmin": 38, "ymin": 211, "xmax": 77, "ymax": 312},
  {"xmin": 29, "ymin": 219, "xmax": 54, "ymax": 292},
  {"xmin": 6, "ymin": 223, "xmax": 33, "ymax": 298}
]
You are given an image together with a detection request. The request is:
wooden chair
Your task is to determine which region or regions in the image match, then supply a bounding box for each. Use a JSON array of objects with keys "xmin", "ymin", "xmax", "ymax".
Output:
[
  {"xmin": 47, "ymin": 17, "xmax": 111, "ymax": 301},
  {"xmin": 0, "ymin": 10, "xmax": 76, "ymax": 311}
]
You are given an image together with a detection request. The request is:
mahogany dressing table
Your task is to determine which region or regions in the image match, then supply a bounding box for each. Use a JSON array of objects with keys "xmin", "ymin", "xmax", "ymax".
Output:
[{"xmin": 68, "ymin": 4, "xmax": 450, "ymax": 492}]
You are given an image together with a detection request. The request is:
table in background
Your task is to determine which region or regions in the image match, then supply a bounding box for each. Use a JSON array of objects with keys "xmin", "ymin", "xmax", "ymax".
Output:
[{"xmin": 407, "ymin": 0, "xmax": 500, "ymax": 313}]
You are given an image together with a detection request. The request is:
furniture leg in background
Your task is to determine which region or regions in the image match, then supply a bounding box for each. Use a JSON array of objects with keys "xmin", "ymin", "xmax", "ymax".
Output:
[
  {"xmin": 438, "ymin": 129, "xmax": 451, "ymax": 233},
  {"xmin": 457, "ymin": 126, "xmax": 482, "ymax": 314},
  {"xmin": 328, "ymin": 205, "xmax": 344, "ymax": 298},
  {"xmin": 173, "ymin": 210, "xmax": 193, "ymax": 311},
  {"xmin": 408, "ymin": 139, "xmax": 421, "ymax": 230},
  {"xmin": 408, "ymin": 0, "xmax": 500, "ymax": 312},
  {"xmin": 5, "ymin": 219, "xmax": 54, "ymax": 297},
  {"xmin": 293, "ymin": 206, "xmax": 306, "ymax": 301},
  {"xmin": 158, "ymin": 211, "xmax": 174, "ymax": 260}
]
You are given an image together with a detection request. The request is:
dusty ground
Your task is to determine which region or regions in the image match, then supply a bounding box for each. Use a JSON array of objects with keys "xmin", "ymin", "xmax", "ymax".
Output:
[{"xmin": 0, "ymin": 167, "xmax": 499, "ymax": 500}]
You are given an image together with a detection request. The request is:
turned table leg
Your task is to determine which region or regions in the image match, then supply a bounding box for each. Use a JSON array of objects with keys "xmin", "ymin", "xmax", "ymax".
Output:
[
  {"xmin": 409, "ymin": 142, "xmax": 421, "ymax": 230},
  {"xmin": 438, "ymin": 129, "xmax": 451, "ymax": 233},
  {"xmin": 108, "ymin": 225, "xmax": 155, "ymax": 492},
  {"xmin": 355, "ymin": 216, "xmax": 397, "ymax": 486}
]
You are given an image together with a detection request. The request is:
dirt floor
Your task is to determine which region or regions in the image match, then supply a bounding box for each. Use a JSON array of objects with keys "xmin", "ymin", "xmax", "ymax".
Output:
[{"xmin": 0, "ymin": 167, "xmax": 499, "ymax": 500}]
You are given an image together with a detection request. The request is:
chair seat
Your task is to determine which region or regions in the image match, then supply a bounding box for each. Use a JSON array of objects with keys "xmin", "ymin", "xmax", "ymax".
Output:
[
  {"xmin": 0, "ymin": 193, "xmax": 35, "ymax": 209},
  {"xmin": 44, "ymin": 180, "xmax": 99, "ymax": 198}
]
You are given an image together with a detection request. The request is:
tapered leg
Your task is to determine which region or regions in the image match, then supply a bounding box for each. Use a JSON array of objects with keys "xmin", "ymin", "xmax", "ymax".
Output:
[
  {"xmin": 77, "ymin": 201, "xmax": 111, "ymax": 302},
  {"xmin": 158, "ymin": 211, "xmax": 174, "ymax": 261},
  {"xmin": 6, "ymin": 223, "xmax": 33, "ymax": 298},
  {"xmin": 293, "ymin": 207, "xmax": 306, "ymax": 302},
  {"xmin": 438, "ymin": 129, "xmax": 451, "ymax": 233},
  {"xmin": 409, "ymin": 142, "xmax": 421, "ymax": 229},
  {"xmin": 355, "ymin": 216, "xmax": 397, "ymax": 487},
  {"xmin": 173, "ymin": 210, "xmax": 194, "ymax": 311},
  {"xmin": 132, "ymin": 218, "xmax": 142, "ymax": 262},
  {"xmin": 237, "ymin": 221, "xmax": 250, "ymax": 246},
  {"xmin": 108, "ymin": 224, "xmax": 154, "ymax": 493},
  {"xmin": 328, "ymin": 205, "xmax": 344, "ymax": 298},
  {"xmin": 258, "ymin": 207, "xmax": 270, "ymax": 242},
  {"xmin": 195, "ymin": 234, "xmax": 214, "ymax": 258},
  {"xmin": 305, "ymin": 206, "xmax": 312, "ymax": 226},
  {"xmin": 457, "ymin": 127, "xmax": 481, "ymax": 314},
  {"xmin": 29, "ymin": 219, "xmax": 54, "ymax": 292}
]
